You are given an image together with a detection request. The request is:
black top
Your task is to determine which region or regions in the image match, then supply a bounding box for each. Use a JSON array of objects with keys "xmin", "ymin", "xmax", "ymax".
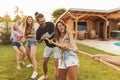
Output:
[{"xmin": 36, "ymin": 22, "xmax": 56, "ymax": 47}]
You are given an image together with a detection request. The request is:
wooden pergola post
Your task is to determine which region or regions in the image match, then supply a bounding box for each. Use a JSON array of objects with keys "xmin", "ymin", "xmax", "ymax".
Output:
[
  {"xmin": 104, "ymin": 19, "xmax": 108, "ymax": 40},
  {"xmin": 75, "ymin": 19, "xmax": 78, "ymax": 39}
]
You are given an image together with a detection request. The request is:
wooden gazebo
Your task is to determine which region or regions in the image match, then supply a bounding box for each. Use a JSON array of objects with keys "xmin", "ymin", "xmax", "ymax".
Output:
[{"xmin": 58, "ymin": 8, "xmax": 120, "ymax": 40}]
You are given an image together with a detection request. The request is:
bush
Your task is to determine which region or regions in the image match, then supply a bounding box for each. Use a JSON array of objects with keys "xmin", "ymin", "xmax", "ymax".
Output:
[{"xmin": 0, "ymin": 22, "xmax": 11, "ymax": 44}]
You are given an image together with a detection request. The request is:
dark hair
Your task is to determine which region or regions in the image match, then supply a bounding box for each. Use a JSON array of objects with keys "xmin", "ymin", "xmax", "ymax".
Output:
[
  {"xmin": 35, "ymin": 12, "xmax": 39, "ymax": 16},
  {"xmin": 24, "ymin": 16, "xmax": 34, "ymax": 38},
  {"xmin": 36, "ymin": 13, "xmax": 44, "ymax": 22},
  {"xmin": 35, "ymin": 12, "xmax": 39, "ymax": 20},
  {"xmin": 54, "ymin": 20, "xmax": 67, "ymax": 41}
]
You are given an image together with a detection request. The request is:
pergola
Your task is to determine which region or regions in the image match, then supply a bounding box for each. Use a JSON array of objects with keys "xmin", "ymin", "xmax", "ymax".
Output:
[{"xmin": 58, "ymin": 8, "xmax": 120, "ymax": 40}]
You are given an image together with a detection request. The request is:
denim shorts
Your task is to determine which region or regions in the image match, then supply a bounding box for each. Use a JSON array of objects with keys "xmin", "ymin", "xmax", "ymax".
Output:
[
  {"xmin": 12, "ymin": 42, "xmax": 21, "ymax": 48},
  {"xmin": 26, "ymin": 40, "xmax": 37, "ymax": 47},
  {"xmin": 58, "ymin": 50, "xmax": 79, "ymax": 69}
]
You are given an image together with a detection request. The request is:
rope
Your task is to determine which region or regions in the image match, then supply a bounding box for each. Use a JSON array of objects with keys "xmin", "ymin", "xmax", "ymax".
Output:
[{"xmin": 45, "ymin": 38, "xmax": 120, "ymax": 72}]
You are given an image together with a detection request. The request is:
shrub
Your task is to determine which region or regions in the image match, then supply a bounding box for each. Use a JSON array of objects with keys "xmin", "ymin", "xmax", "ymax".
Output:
[{"xmin": 0, "ymin": 22, "xmax": 11, "ymax": 44}]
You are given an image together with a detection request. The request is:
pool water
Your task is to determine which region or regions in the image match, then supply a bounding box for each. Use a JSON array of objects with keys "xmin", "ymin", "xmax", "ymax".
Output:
[{"xmin": 114, "ymin": 42, "xmax": 120, "ymax": 46}]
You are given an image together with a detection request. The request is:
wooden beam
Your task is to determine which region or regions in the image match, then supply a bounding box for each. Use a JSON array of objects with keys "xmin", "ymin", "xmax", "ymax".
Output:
[
  {"xmin": 76, "ymin": 15, "xmax": 86, "ymax": 20},
  {"xmin": 108, "ymin": 14, "xmax": 120, "ymax": 19},
  {"xmin": 69, "ymin": 13, "xmax": 107, "ymax": 20},
  {"xmin": 104, "ymin": 19, "xmax": 108, "ymax": 40},
  {"xmin": 75, "ymin": 19, "xmax": 78, "ymax": 39},
  {"xmin": 68, "ymin": 12, "xmax": 76, "ymax": 19}
]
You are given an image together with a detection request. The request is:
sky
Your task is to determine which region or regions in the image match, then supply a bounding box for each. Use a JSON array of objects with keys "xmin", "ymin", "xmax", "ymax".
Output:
[{"xmin": 0, "ymin": 0, "xmax": 120, "ymax": 21}]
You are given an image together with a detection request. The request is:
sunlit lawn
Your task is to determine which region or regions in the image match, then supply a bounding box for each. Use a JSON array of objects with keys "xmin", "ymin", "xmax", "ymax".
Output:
[{"xmin": 0, "ymin": 42, "xmax": 120, "ymax": 80}]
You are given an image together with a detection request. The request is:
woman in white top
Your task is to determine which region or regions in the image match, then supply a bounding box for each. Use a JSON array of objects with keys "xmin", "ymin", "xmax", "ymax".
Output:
[{"xmin": 54, "ymin": 20, "xmax": 79, "ymax": 80}]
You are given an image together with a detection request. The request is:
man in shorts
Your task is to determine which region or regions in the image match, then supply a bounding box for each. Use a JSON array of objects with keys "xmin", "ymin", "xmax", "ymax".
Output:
[{"xmin": 36, "ymin": 13, "xmax": 60, "ymax": 80}]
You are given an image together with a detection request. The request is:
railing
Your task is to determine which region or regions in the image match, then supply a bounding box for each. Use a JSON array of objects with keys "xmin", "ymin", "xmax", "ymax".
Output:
[{"xmin": 111, "ymin": 30, "xmax": 120, "ymax": 39}]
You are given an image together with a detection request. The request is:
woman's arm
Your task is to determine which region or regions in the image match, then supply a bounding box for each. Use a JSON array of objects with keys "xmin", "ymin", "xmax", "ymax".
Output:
[
  {"xmin": 14, "ymin": 31, "xmax": 23, "ymax": 37},
  {"xmin": 27, "ymin": 35, "xmax": 35, "ymax": 38},
  {"xmin": 67, "ymin": 31, "xmax": 78, "ymax": 50},
  {"xmin": 56, "ymin": 40, "xmax": 68, "ymax": 49}
]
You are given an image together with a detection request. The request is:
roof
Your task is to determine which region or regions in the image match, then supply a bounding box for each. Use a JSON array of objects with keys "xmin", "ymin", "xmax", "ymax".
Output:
[
  {"xmin": 69, "ymin": 8, "xmax": 108, "ymax": 13},
  {"xmin": 69, "ymin": 7, "xmax": 120, "ymax": 13},
  {"xmin": 57, "ymin": 7, "xmax": 120, "ymax": 20}
]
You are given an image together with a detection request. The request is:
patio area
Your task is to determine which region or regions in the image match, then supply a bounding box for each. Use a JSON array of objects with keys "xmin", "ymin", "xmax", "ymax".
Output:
[{"xmin": 77, "ymin": 39, "xmax": 120, "ymax": 55}]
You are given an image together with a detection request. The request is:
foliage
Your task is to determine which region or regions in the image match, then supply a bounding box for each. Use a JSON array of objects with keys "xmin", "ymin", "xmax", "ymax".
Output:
[
  {"xmin": 22, "ymin": 16, "xmax": 27, "ymax": 27},
  {"xmin": 13, "ymin": 15, "xmax": 21, "ymax": 22},
  {"xmin": 0, "ymin": 22, "xmax": 11, "ymax": 44},
  {"xmin": 0, "ymin": 16, "xmax": 4, "ymax": 22},
  {"xmin": 3, "ymin": 12, "xmax": 12, "ymax": 22},
  {"xmin": 51, "ymin": 8, "xmax": 66, "ymax": 22}
]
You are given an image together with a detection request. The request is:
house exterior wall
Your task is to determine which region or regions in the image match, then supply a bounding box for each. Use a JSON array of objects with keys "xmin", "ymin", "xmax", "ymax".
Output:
[
  {"xmin": 66, "ymin": 19, "xmax": 73, "ymax": 30},
  {"xmin": 110, "ymin": 20, "xmax": 118, "ymax": 30},
  {"xmin": 87, "ymin": 20, "xmax": 94, "ymax": 31},
  {"xmin": 59, "ymin": 9, "xmax": 120, "ymax": 40}
]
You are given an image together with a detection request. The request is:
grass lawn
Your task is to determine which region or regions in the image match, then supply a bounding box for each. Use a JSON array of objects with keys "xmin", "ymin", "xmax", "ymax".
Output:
[{"xmin": 0, "ymin": 42, "xmax": 120, "ymax": 80}]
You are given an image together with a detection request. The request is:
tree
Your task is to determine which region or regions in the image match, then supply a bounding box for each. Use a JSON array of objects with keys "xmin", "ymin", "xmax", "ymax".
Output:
[
  {"xmin": 14, "ymin": 6, "xmax": 24, "ymax": 19},
  {"xmin": 51, "ymin": 8, "xmax": 67, "ymax": 22},
  {"xmin": 14, "ymin": 6, "xmax": 19, "ymax": 16},
  {"xmin": 0, "ymin": 22, "xmax": 11, "ymax": 44},
  {"xmin": 3, "ymin": 12, "xmax": 12, "ymax": 22},
  {"xmin": 22, "ymin": 15, "xmax": 27, "ymax": 27},
  {"xmin": 0, "ymin": 16, "xmax": 4, "ymax": 22},
  {"xmin": 13, "ymin": 15, "xmax": 21, "ymax": 22},
  {"xmin": 0, "ymin": 12, "xmax": 12, "ymax": 44}
]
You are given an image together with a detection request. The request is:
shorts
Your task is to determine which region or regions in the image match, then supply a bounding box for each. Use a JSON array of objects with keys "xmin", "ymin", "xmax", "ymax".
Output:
[
  {"xmin": 43, "ymin": 46, "xmax": 61, "ymax": 59},
  {"xmin": 26, "ymin": 40, "xmax": 37, "ymax": 47},
  {"xmin": 12, "ymin": 42, "xmax": 22, "ymax": 48},
  {"xmin": 58, "ymin": 50, "xmax": 79, "ymax": 69}
]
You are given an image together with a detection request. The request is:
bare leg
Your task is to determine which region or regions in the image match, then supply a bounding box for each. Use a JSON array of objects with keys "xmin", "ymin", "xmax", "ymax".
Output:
[
  {"xmin": 13, "ymin": 46, "xmax": 21, "ymax": 70},
  {"xmin": 68, "ymin": 66, "xmax": 78, "ymax": 80},
  {"xmin": 43, "ymin": 57, "xmax": 50, "ymax": 76},
  {"xmin": 19, "ymin": 46, "xmax": 26, "ymax": 63},
  {"xmin": 30, "ymin": 46, "xmax": 37, "ymax": 71},
  {"xmin": 54, "ymin": 58, "xmax": 59, "ymax": 80},
  {"xmin": 26, "ymin": 47, "xmax": 32, "ymax": 63},
  {"xmin": 59, "ymin": 69, "xmax": 67, "ymax": 80}
]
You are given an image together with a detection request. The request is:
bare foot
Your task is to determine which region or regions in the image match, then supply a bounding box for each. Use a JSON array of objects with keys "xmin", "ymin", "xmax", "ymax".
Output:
[{"xmin": 16, "ymin": 65, "xmax": 21, "ymax": 70}]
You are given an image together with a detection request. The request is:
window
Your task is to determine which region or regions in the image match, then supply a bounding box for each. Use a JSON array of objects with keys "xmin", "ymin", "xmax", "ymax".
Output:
[{"xmin": 77, "ymin": 22, "xmax": 87, "ymax": 31}]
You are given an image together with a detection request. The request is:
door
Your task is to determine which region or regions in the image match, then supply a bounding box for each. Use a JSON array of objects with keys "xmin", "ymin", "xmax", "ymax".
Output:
[{"xmin": 99, "ymin": 22, "xmax": 104, "ymax": 38}]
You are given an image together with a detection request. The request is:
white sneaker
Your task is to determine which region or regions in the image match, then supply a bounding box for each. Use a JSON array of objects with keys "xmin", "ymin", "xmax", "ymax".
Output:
[
  {"xmin": 31, "ymin": 71, "xmax": 38, "ymax": 79},
  {"xmin": 26, "ymin": 64, "xmax": 33, "ymax": 68},
  {"xmin": 38, "ymin": 75, "xmax": 48, "ymax": 80}
]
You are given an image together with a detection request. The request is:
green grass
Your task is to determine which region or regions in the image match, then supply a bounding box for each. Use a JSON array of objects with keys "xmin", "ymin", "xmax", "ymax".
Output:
[{"xmin": 0, "ymin": 43, "xmax": 120, "ymax": 80}]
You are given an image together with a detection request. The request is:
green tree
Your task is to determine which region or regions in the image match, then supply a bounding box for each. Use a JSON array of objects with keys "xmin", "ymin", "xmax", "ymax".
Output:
[
  {"xmin": 22, "ymin": 15, "xmax": 27, "ymax": 27},
  {"xmin": 14, "ymin": 6, "xmax": 24, "ymax": 19},
  {"xmin": 14, "ymin": 6, "xmax": 19, "ymax": 16},
  {"xmin": 0, "ymin": 22, "xmax": 11, "ymax": 44},
  {"xmin": 13, "ymin": 15, "xmax": 21, "ymax": 22},
  {"xmin": 0, "ymin": 16, "xmax": 4, "ymax": 22},
  {"xmin": 3, "ymin": 12, "xmax": 12, "ymax": 22},
  {"xmin": 0, "ymin": 12, "xmax": 12, "ymax": 44},
  {"xmin": 51, "ymin": 8, "xmax": 66, "ymax": 22}
]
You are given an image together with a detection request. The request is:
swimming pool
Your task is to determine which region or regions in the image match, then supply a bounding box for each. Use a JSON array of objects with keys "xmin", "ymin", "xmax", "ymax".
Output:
[{"xmin": 114, "ymin": 42, "xmax": 120, "ymax": 46}]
